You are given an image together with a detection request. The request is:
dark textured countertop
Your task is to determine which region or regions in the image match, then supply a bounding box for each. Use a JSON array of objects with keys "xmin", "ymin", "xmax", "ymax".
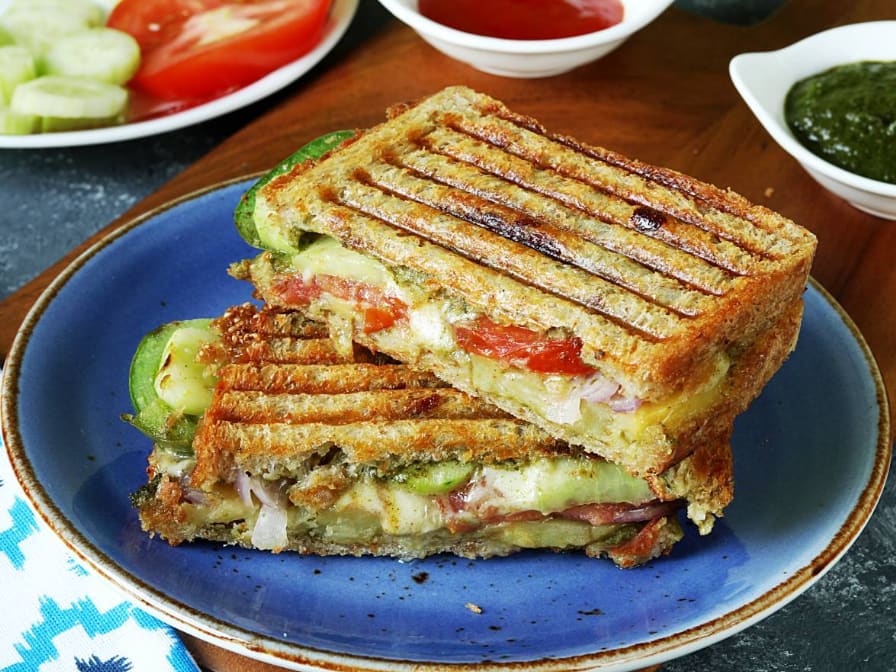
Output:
[
  {"xmin": 1, "ymin": 1, "xmax": 893, "ymax": 671},
  {"xmin": 0, "ymin": 109, "xmax": 256, "ymax": 301}
]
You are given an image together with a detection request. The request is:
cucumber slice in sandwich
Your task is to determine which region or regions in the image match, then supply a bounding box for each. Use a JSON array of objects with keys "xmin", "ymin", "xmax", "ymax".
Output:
[
  {"xmin": 125, "ymin": 319, "xmax": 217, "ymax": 456},
  {"xmin": 10, "ymin": 75, "xmax": 128, "ymax": 132},
  {"xmin": 234, "ymin": 130, "xmax": 357, "ymax": 248}
]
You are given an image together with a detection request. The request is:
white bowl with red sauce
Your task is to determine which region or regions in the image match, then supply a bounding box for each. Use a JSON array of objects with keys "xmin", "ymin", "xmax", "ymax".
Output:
[{"xmin": 377, "ymin": 0, "xmax": 675, "ymax": 78}]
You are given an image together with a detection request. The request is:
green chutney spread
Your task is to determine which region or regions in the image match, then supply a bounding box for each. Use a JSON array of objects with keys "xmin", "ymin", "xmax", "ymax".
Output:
[{"xmin": 785, "ymin": 60, "xmax": 896, "ymax": 184}]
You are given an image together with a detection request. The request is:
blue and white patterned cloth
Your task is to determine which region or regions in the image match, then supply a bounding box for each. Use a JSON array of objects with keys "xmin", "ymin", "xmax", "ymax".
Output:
[{"xmin": 0, "ymin": 427, "xmax": 201, "ymax": 672}]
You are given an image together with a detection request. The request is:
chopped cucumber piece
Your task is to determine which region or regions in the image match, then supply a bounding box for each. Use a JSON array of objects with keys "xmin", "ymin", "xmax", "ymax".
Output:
[
  {"xmin": 154, "ymin": 326, "xmax": 218, "ymax": 416},
  {"xmin": 495, "ymin": 519, "xmax": 634, "ymax": 550},
  {"xmin": 0, "ymin": 107, "xmax": 38, "ymax": 134},
  {"xmin": 395, "ymin": 461, "xmax": 475, "ymax": 495},
  {"xmin": 11, "ymin": 75, "xmax": 127, "ymax": 128},
  {"xmin": 6, "ymin": 0, "xmax": 106, "ymax": 27},
  {"xmin": 0, "ymin": 7, "xmax": 91, "ymax": 62},
  {"xmin": 44, "ymin": 28, "xmax": 140, "ymax": 86},
  {"xmin": 0, "ymin": 45, "xmax": 35, "ymax": 104},
  {"xmin": 38, "ymin": 113, "xmax": 122, "ymax": 132}
]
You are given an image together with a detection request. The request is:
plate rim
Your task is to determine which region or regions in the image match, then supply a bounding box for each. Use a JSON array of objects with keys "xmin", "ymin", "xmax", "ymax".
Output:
[
  {"xmin": 0, "ymin": 0, "xmax": 359, "ymax": 149},
  {"xmin": 1, "ymin": 178, "xmax": 892, "ymax": 671}
]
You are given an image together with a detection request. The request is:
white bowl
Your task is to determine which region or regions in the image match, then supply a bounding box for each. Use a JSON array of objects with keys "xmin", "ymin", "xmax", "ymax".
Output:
[
  {"xmin": 376, "ymin": 0, "xmax": 675, "ymax": 78},
  {"xmin": 730, "ymin": 21, "xmax": 896, "ymax": 220}
]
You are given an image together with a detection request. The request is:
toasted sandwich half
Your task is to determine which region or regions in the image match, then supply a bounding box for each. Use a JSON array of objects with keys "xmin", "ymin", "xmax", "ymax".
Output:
[
  {"xmin": 129, "ymin": 304, "xmax": 701, "ymax": 568},
  {"xmin": 235, "ymin": 86, "xmax": 816, "ymax": 490}
]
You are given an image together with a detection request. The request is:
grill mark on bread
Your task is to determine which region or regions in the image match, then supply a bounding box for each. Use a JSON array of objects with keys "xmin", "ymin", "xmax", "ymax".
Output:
[
  {"xmin": 212, "ymin": 388, "xmax": 509, "ymax": 425},
  {"xmin": 335, "ymin": 175, "xmax": 676, "ymax": 340},
  {"xmin": 204, "ymin": 418, "xmax": 563, "ymax": 468},
  {"xmin": 395, "ymin": 146, "xmax": 734, "ymax": 297},
  {"xmin": 216, "ymin": 362, "xmax": 448, "ymax": 395},
  {"xmin": 424, "ymin": 123, "xmax": 764, "ymax": 274},
  {"xmin": 493, "ymin": 106, "xmax": 747, "ymax": 223},
  {"xmin": 214, "ymin": 303, "xmax": 331, "ymax": 364},
  {"xmin": 239, "ymin": 337, "xmax": 350, "ymax": 365},
  {"xmin": 373, "ymin": 157, "xmax": 711, "ymax": 317},
  {"xmin": 442, "ymin": 111, "xmax": 800, "ymax": 261}
]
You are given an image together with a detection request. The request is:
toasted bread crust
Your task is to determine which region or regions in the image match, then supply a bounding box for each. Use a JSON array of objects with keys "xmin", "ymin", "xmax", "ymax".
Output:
[
  {"xmin": 255, "ymin": 86, "xmax": 816, "ymax": 400},
  {"xmin": 653, "ymin": 297, "xmax": 805, "ymax": 533},
  {"xmin": 190, "ymin": 304, "xmax": 567, "ymax": 489}
]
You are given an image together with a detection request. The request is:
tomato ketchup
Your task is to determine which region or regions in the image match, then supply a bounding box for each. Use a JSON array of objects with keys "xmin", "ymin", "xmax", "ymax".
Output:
[{"xmin": 418, "ymin": 0, "xmax": 624, "ymax": 40}]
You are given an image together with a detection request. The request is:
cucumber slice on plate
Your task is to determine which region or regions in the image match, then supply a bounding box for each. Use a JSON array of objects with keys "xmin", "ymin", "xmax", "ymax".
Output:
[
  {"xmin": 43, "ymin": 28, "xmax": 140, "ymax": 85},
  {"xmin": 5, "ymin": 0, "xmax": 106, "ymax": 27},
  {"xmin": 0, "ymin": 107, "xmax": 38, "ymax": 134},
  {"xmin": 0, "ymin": 7, "xmax": 92, "ymax": 61},
  {"xmin": 10, "ymin": 75, "xmax": 128, "ymax": 132},
  {"xmin": 0, "ymin": 45, "xmax": 35, "ymax": 104}
]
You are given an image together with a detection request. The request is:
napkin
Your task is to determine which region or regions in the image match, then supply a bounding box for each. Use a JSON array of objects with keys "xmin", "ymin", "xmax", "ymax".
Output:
[{"xmin": 0, "ymin": 426, "xmax": 201, "ymax": 672}]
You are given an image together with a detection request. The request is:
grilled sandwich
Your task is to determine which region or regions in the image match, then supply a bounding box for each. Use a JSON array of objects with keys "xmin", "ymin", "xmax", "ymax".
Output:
[
  {"xmin": 235, "ymin": 86, "xmax": 816, "ymax": 509},
  {"xmin": 130, "ymin": 304, "xmax": 697, "ymax": 567}
]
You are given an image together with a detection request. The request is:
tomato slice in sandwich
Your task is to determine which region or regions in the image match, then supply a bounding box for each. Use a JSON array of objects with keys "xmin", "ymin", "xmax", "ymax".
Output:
[
  {"xmin": 454, "ymin": 317, "xmax": 596, "ymax": 376},
  {"xmin": 107, "ymin": 0, "xmax": 332, "ymax": 101}
]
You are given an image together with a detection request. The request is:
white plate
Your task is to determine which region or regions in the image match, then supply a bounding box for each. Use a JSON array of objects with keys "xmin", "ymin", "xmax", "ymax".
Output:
[{"xmin": 0, "ymin": 0, "xmax": 358, "ymax": 149}]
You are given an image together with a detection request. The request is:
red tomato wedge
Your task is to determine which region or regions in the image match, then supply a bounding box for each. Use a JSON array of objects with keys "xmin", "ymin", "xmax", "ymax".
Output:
[
  {"xmin": 108, "ymin": 0, "xmax": 332, "ymax": 101},
  {"xmin": 273, "ymin": 275, "xmax": 408, "ymax": 334},
  {"xmin": 454, "ymin": 317, "xmax": 596, "ymax": 376}
]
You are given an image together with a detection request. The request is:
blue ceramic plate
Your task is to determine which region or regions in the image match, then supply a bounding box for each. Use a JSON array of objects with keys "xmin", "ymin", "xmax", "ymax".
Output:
[{"xmin": 2, "ymin": 179, "xmax": 890, "ymax": 671}]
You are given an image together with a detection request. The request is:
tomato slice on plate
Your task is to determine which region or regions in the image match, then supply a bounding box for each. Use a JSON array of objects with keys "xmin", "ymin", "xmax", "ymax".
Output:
[
  {"xmin": 108, "ymin": 0, "xmax": 332, "ymax": 101},
  {"xmin": 454, "ymin": 317, "xmax": 596, "ymax": 376}
]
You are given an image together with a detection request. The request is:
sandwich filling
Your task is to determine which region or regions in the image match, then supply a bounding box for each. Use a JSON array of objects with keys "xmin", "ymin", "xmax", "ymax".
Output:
[
  {"xmin": 140, "ymin": 447, "xmax": 681, "ymax": 564},
  {"xmin": 239, "ymin": 236, "xmax": 732, "ymax": 451}
]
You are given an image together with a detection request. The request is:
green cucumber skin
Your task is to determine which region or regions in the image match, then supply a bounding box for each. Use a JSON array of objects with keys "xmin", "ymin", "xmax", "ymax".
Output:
[
  {"xmin": 234, "ymin": 130, "xmax": 356, "ymax": 249},
  {"xmin": 124, "ymin": 318, "xmax": 213, "ymax": 455},
  {"xmin": 397, "ymin": 461, "xmax": 476, "ymax": 496}
]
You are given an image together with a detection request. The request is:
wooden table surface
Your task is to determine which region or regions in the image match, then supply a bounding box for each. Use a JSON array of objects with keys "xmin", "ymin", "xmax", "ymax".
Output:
[{"xmin": 2, "ymin": 0, "xmax": 893, "ymax": 670}]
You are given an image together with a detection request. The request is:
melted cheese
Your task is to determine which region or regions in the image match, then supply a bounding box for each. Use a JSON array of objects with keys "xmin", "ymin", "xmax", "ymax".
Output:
[
  {"xmin": 284, "ymin": 236, "xmax": 732, "ymax": 438},
  {"xmin": 290, "ymin": 236, "xmax": 403, "ymax": 296},
  {"xmin": 185, "ymin": 453, "xmax": 654, "ymax": 541}
]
